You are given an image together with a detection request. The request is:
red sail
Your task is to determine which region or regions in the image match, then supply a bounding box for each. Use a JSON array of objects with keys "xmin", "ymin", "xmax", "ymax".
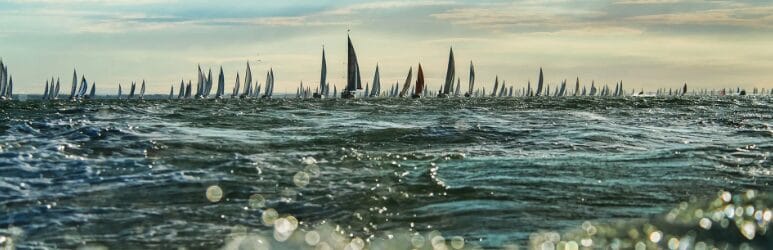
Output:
[{"xmin": 415, "ymin": 64, "xmax": 425, "ymax": 96}]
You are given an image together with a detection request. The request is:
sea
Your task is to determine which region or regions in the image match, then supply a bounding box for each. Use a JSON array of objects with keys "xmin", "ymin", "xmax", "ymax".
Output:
[{"xmin": 0, "ymin": 96, "xmax": 771, "ymax": 249}]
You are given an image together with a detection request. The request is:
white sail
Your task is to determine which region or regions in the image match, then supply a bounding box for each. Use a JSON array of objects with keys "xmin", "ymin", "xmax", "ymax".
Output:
[
  {"xmin": 320, "ymin": 47, "xmax": 327, "ymax": 97},
  {"xmin": 89, "ymin": 82, "xmax": 96, "ymax": 99},
  {"xmin": 370, "ymin": 65, "xmax": 380, "ymax": 97},
  {"xmin": 70, "ymin": 69, "xmax": 78, "ymax": 100},
  {"xmin": 232, "ymin": 72, "xmax": 240, "ymax": 98}
]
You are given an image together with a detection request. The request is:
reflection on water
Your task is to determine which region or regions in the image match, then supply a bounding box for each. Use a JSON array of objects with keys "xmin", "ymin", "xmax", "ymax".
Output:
[{"xmin": 0, "ymin": 96, "xmax": 770, "ymax": 249}]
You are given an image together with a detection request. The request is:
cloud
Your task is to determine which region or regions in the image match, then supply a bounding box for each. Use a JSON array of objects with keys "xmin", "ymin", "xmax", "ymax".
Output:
[{"xmin": 628, "ymin": 6, "xmax": 773, "ymax": 28}]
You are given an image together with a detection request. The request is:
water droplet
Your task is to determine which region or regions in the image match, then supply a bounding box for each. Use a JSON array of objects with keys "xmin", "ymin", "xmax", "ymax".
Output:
[
  {"xmin": 305, "ymin": 164, "xmax": 321, "ymax": 177},
  {"xmin": 206, "ymin": 185, "xmax": 223, "ymax": 203},
  {"xmin": 262, "ymin": 208, "xmax": 279, "ymax": 225},
  {"xmin": 699, "ymin": 218, "xmax": 712, "ymax": 229},
  {"xmin": 411, "ymin": 234, "xmax": 425, "ymax": 248},
  {"xmin": 740, "ymin": 221, "xmax": 756, "ymax": 239},
  {"xmin": 294, "ymin": 171, "xmax": 311, "ymax": 187},
  {"xmin": 649, "ymin": 231, "xmax": 662, "ymax": 243},
  {"xmin": 450, "ymin": 236, "xmax": 464, "ymax": 249},
  {"xmin": 305, "ymin": 231, "xmax": 321, "ymax": 246},
  {"xmin": 248, "ymin": 194, "xmax": 266, "ymax": 209}
]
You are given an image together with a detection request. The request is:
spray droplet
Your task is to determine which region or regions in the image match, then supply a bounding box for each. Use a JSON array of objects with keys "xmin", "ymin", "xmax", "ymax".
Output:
[
  {"xmin": 294, "ymin": 171, "xmax": 310, "ymax": 187},
  {"xmin": 206, "ymin": 185, "xmax": 223, "ymax": 203}
]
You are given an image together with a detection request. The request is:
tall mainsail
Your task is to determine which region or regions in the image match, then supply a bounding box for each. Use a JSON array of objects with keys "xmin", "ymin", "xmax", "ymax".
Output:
[
  {"xmin": 681, "ymin": 83, "xmax": 687, "ymax": 96},
  {"xmin": 139, "ymin": 80, "xmax": 146, "ymax": 99},
  {"xmin": 491, "ymin": 76, "xmax": 499, "ymax": 97},
  {"xmin": 78, "ymin": 76, "xmax": 88, "ymax": 98},
  {"xmin": 269, "ymin": 69, "xmax": 275, "ymax": 97},
  {"xmin": 196, "ymin": 65, "xmax": 204, "ymax": 97},
  {"xmin": 398, "ymin": 67, "xmax": 413, "ymax": 97},
  {"xmin": 54, "ymin": 78, "xmax": 60, "ymax": 99},
  {"xmin": 169, "ymin": 85, "xmax": 174, "ymax": 99},
  {"xmin": 370, "ymin": 65, "xmax": 381, "ymax": 97},
  {"xmin": 442, "ymin": 47, "xmax": 456, "ymax": 96},
  {"xmin": 454, "ymin": 78, "xmax": 461, "ymax": 96},
  {"xmin": 320, "ymin": 47, "xmax": 327, "ymax": 97},
  {"xmin": 205, "ymin": 69, "xmax": 213, "ymax": 97},
  {"xmin": 70, "ymin": 70, "xmax": 78, "ymax": 100},
  {"xmin": 232, "ymin": 72, "xmax": 240, "ymax": 98},
  {"xmin": 216, "ymin": 66, "xmax": 225, "ymax": 98},
  {"xmin": 6, "ymin": 76, "xmax": 11, "ymax": 99},
  {"xmin": 344, "ymin": 35, "xmax": 362, "ymax": 97},
  {"xmin": 0, "ymin": 60, "xmax": 5, "ymax": 97},
  {"xmin": 535, "ymin": 68, "xmax": 544, "ymax": 96},
  {"xmin": 43, "ymin": 81, "xmax": 50, "ymax": 100},
  {"xmin": 574, "ymin": 77, "xmax": 580, "ymax": 96},
  {"xmin": 118, "ymin": 84, "xmax": 123, "ymax": 98},
  {"xmin": 178, "ymin": 80, "xmax": 185, "ymax": 98},
  {"xmin": 244, "ymin": 62, "xmax": 252, "ymax": 97},
  {"xmin": 89, "ymin": 83, "xmax": 96, "ymax": 99},
  {"xmin": 185, "ymin": 81, "xmax": 192, "ymax": 98},
  {"xmin": 466, "ymin": 62, "xmax": 475, "ymax": 96},
  {"xmin": 414, "ymin": 64, "xmax": 425, "ymax": 97}
]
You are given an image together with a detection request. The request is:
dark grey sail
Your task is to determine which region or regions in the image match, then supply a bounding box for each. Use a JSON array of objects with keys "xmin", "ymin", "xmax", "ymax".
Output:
[
  {"xmin": 440, "ymin": 47, "xmax": 455, "ymax": 97},
  {"xmin": 535, "ymin": 68, "xmax": 544, "ymax": 96},
  {"xmin": 343, "ymin": 35, "xmax": 362, "ymax": 98}
]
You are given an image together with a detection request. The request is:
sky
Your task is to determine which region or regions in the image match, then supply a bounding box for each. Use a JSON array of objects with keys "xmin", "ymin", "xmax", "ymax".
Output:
[{"xmin": 1, "ymin": 0, "xmax": 773, "ymax": 94}]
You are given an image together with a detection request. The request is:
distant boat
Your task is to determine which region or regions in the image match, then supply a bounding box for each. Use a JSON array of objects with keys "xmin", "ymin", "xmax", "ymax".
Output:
[
  {"xmin": 242, "ymin": 62, "xmax": 252, "ymax": 98},
  {"xmin": 139, "ymin": 80, "xmax": 146, "ymax": 99},
  {"xmin": 535, "ymin": 68, "xmax": 544, "ymax": 96},
  {"xmin": 178, "ymin": 80, "xmax": 185, "ymax": 99},
  {"xmin": 0, "ymin": 60, "xmax": 5, "ymax": 99},
  {"xmin": 315, "ymin": 47, "xmax": 327, "ymax": 98},
  {"xmin": 69, "ymin": 70, "xmax": 78, "ymax": 100},
  {"xmin": 491, "ymin": 76, "xmax": 499, "ymax": 97},
  {"xmin": 185, "ymin": 81, "xmax": 192, "ymax": 98},
  {"xmin": 342, "ymin": 35, "xmax": 362, "ymax": 99},
  {"xmin": 439, "ymin": 47, "xmax": 455, "ymax": 98},
  {"xmin": 574, "ymin": 77, "xmax": 580, "ymax": 96},
  {"xmin": 262, "ymin": 69, "xmax": 274, "ymax": 98},
  {"xmin": 412, "ymin": 64, "xmax": 424, "ymax": 99},
  {"xmin": 398, "ymin": 67, "xmax": 413, "ymax": 97},
  {"xmin": 681, "ymin": 83, "xmax": 687, "ymax": 96},
  {"xmin": 465, "ymin": 61, "xmax": 475, "ymax": 97},
  {"xmin": 78, "ymin": 76, "xmax": 88, "ymax": 98},
  {"xmin": 88, "ymin": 82, "xmax": 96, "ymax": 99},
  {"xmin": 118, "ymin": 84, "xmax": 123, "ymax": 99},
  {"xmin": 169, "ymin": 84, "xmax": 174, "ymax": 99},
  {"xmin": 53, "ymin": 78, "xmax": 60, "ymax": 99},
  {"xmin": 43, "ymin": 81, "xmax": 50, "ymax": 100},
  {"xmin": 370, "ymin": 65, "xmax": 381, "ymax": 97},
  {"xmin": 232, "ymin": 72, "xmax": 240, "ymax": 98},
  {"xmin": 215, "ymin": 66, "xmax": 225, "ymax": 99}
]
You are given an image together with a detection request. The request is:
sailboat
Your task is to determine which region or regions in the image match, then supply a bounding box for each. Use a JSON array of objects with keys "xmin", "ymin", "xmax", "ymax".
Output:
[
  {"xmin": 139, "ymin": 80, "xmax": 146, "ymax": 99},
  {"xmin": 169, "ymin": 85, "xmax": 174, "ymax": 99},
  {"xmin": 53, "ymin": 78, "xmax": 60, "ymax": 99},
  {"xmin": 43, "ymin": 81, "xmax": 50, "ymax": 100},
  {"xmin": 242, "ymin": 62, "xmax": 252, "ymax": 98},
  {"xmin": 412, "ymin": 64, "xmax": 424, "ymax": 99},
  {"xmin": 398, "ymin": 67, "xmax": 413, "ymax": 97},
  {"xmin": 370, "ymin": 65, "xmax": 381, "ymax": 97},
  {"xmin": 438, "ymin": 47, "xmax": 455, "ymax": 98},
  {"xmin": 88, "ymin": 82, "xmax": 96, "ymax": 99},
  {"xmin": 232, "ymin": 72, "xmax": 240, "ymax": 98},
  {"xmin": 118, "ymin": 84, "xmax": 123, "ymax": 99},
  {"xmin": 178, "ymin": 80, "xmax": 185, "ymax": 99},
  {"xmin": 314, "ymin": 47, "xmax": 327, "ymax": 98},
  {"xmin": 69, "ymin": 70, "xmax": 78, "ymax": 100},
  {"xmin": 342, "ymin": 35, "xmax": 362, "ymax": 99},
  {"xmin": 78, "ymin": 76, "xmax": 88, "ymax": 98},
  {"xmin": 491, "ymin": 76, "xmax": 499, "ymax": 97},
  {"xmin": 0, "ymin": 60, "xmax": 5, "ymax": 99},
  {"xmin": 465, "ymin": 61, "xmax": 475, "ymax": 97},
  {"xmin": 215, "ymin": 66, "xmax": 225, "ymax": 99},
  {"xmin": 535, "ymin": 68, "xmax": 544, "ymax": 96}
]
